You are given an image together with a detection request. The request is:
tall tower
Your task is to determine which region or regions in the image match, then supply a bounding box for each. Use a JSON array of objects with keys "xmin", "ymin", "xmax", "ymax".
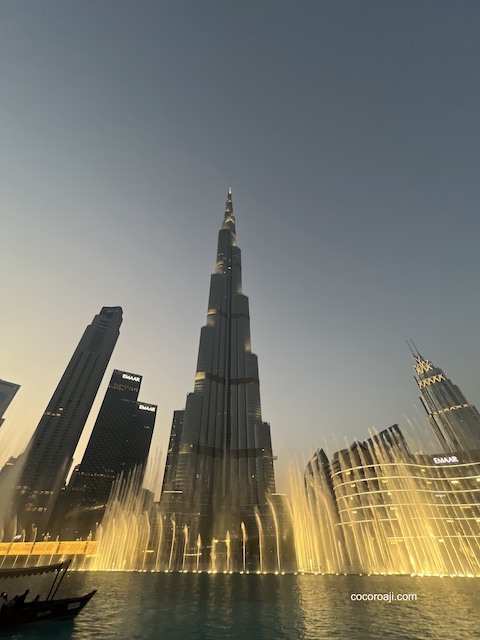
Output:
[
  {"xmin": 17, "ymin": 306, "xmax": 123, "ymax": 532},
  {"xmin": 161, "ymin": 189, "xmax": 276, "ymax": 545},
  {"xmin": 60, "ymin": 369, "xmax": 156, "ymax": 536},
  {"xmin": 410, "ymin": 343, "xmax": 480, "ymax": 453}
]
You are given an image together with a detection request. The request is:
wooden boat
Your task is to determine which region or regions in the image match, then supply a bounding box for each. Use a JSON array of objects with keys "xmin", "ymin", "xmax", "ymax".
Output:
[{"xmin": 0, "ymin": 558, "xmax": 96, "ymax": 627}]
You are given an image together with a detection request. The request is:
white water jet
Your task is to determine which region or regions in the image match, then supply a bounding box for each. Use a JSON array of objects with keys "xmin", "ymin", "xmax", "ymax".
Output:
[
  {"xmin": 254, "ymin": 507, "xmax": 264, "ymax": 573},
  {"xmin": 182, "ymin": 526, "xmax": 189, "ymax": 572},
  {"xmin": 268, "ymin": 499, "xmax": 281, "ymax": 573},
  {"xmin": 168, "ymin": 518, "xmax": 176, "ymax": 572},
  {"xmin": 196, "ymin": 534, "xmax": 202, "ymax": 572},
  {"xmin": 210, "ymin": 538, "xmax": 217, "ymax": 573},
  {"xmin": 241, "ymin": 522, "xmax": 247, "ymax": 572}
]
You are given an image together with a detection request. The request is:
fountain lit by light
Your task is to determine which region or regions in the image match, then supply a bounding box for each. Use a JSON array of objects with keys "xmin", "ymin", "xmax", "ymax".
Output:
[{"xmin": 2, "ymin": 438, "xmax": 479, "ymax": 576}]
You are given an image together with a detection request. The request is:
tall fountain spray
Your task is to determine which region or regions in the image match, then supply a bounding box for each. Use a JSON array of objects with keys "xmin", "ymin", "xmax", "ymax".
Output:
[
  {"xmin": 254, "ymin": 507, "xmax": 265, "ymax": 573},
  {"xmin": 241, "ymin": 522, "xmax": 247, "ymax": 573}
]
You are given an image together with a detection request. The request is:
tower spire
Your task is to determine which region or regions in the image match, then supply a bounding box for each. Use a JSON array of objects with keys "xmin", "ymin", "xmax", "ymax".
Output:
[
  {"xmin": 224, "ymin": 186, "xmax": 233, "ymax": 219},
  {"xmin": 410, "ymin": 339, "xmax": 422, "ymax": 358},
  {"xmin": 406, "ymin": 339, "xmax": 416, "ymax": 357}
]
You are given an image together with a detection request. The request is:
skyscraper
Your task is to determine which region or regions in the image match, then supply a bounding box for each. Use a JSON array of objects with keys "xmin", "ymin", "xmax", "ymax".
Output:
[
  {"xmin": 409, "ymin": 343, "xmax": 480, "ymax": 453},
  {"xmin": 17, "ymin": 306, "xmax": 123, "ymax": 532},
  {"xmin": 160, "ymin": 189, "xmax": 276, "ymax": 554},
  {"xmin": 0, "ymin": 379, "xmax": 20, "ymax": 428},
  {"xmin": 61, "ymin": 369, "xmax": 156, "ymax": 536}
]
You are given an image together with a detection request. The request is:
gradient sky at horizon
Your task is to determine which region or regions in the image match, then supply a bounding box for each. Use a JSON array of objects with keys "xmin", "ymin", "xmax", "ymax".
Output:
[{"xmin": 1, "ymin": 1, "xmax": 480, "ymax": 490}]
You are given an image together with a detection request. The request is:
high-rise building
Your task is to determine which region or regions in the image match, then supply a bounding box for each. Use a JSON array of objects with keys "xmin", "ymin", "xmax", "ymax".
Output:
[
  {"xmin": 0, "ymin": 379, "xmax": 20, "ymax": 428},
  {"xmin": 409, "ymin": 343, "xmax": 480, "ymax": 453},
  {"xmin": 17, "ymin": 306, "xmax": 123, "ymax": 532},
  {"xmin": 303, "ymin": 427, "xmax": 480, "ymax": 575},
  {"xmin": 160, "ymin": 189, "xmax": 276, "ymax": 557},
  {"xmin": 61, "ymin": 369, "xmax": 156, "ymax": 535},
  {"xmin": 161, "ymin": 410, "xmax": 184, "ymax": 494},
  {"xmin": 125, "ymin": 401, "xmax": 157, "ymax": 474}
]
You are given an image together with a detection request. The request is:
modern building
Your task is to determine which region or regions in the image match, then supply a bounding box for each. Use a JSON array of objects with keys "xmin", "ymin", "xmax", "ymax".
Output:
[
  {"xmin": 304, "ymin": 426, "xmax": 480, "ymax": 576},
  {"xmin": 161, "ymin": 410, "xmax": 184, "ymax": 495},
  {"xmin": 409, "ymin": 343, "xmax": 480, "ymax": 453},
  {"xmin": 0, "ymin": 379, "xmax": 20, "ymax": 428},
  {"xmin": 159, "ymin": 189, "xmax": 277, "ymax": 568},
  {"xmin": 16, "ymin": 306, "xmax": 123, "ymax": 533},
  {"xmin": 60, "ymin": 369, "xmax": 156, "ymax": 536},
  {"xmin": 124, "ymin": 401, "xmax": 157, "ymax": 475}
]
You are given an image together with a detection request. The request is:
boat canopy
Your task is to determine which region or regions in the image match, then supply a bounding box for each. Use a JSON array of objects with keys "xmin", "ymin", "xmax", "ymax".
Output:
[{"xmin": 0, "ymin": 559, "xmax": 70, "ymax": 579}]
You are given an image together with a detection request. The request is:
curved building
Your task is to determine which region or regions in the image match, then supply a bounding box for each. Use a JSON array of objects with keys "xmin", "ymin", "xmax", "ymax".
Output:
[{"xmin": 304, "ymin": 427, "xmax": 480, "ymax": 576}]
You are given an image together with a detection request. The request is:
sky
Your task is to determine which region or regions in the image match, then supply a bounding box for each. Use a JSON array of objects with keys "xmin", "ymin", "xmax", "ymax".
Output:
[{"xmin": 1, "ymin": 1, "xmax": 480, "ymax": 491}]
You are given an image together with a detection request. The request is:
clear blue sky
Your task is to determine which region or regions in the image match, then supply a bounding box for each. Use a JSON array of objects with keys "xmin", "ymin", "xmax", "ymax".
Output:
[{"xmin": 1, "ymin": 1, "xmax": 480, "ymax": 488}]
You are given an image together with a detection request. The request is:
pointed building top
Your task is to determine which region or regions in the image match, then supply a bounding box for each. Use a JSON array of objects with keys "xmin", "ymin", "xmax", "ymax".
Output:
[
  {"xmin": 410, "ymin": 339, "xmax": 422, "ymax": 358},
  {"xmin": 407, "ymin": 340, "xmax": 436, "ymax": 376},
  {"xmin": 406, "ymin": 339, "xmax": 416, "ymax": 357},
  {"xmin": 224, "ymin": 187, "xmax": 234, "ymax": 221},
  {"xmin": 407, "ymin": 338, "xmax": 426, "ymax": 360}
]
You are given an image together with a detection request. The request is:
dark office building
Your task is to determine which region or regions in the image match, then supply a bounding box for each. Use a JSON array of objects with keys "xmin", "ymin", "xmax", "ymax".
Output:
[
  {"xmin": 64, "ymin": 370, "xmax": 156, "ymax": 518},
  {"xmin": 409, "ymin": 343, "xmax": 480, "ymax": 453},
  {"xmin": 16, "ymin": 306, "xmax": 123, "ymax": 533},
  {"xmin": 124, "ymin": 401, "xmax": 157, "ymax": 473},
  {"xmin": 161, "ymin": 410, "xmax": 184, "ymax": 494}
]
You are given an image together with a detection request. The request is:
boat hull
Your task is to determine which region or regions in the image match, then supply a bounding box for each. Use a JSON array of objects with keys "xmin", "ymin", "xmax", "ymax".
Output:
[{"xmin": 0, "ymin": 591, "xmax": 96, "ymax": 626}]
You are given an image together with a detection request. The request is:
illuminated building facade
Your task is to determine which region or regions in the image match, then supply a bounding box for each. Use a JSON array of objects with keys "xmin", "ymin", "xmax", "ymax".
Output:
[
  {"xmin": 304, "ymin": 427, "xmax": 480, "ymax": 576},
  {"xmin": 64, "ymin": 370, "xmax": 156, "ymax": 520},
  {"xmin": 0, "ymin": 379, "xmax": 20, "ymax": 428},
  {"xmin": 160, "ymin": 189, "xmax": 276, "ymax": 563},
  {"xmin": 17, "ymin": 306, "xmax": 123, "ymax": 533},
  {"xmin": 410, "ymin": 344, "xmax": 480, "ymax": 453}
]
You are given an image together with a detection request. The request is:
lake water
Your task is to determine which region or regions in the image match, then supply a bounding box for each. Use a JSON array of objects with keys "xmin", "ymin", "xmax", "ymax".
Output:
[{"xmin": 1, "ymin": 572, "xmax": 479, "ymax": 640}]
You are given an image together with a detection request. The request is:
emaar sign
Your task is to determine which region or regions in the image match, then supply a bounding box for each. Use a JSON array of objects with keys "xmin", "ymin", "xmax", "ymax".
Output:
[
  {"xmin": 122, "ymin": 374, "xmax": 141, "ymax": 382},
  {"xmin": 433, "ymin": 456, "xmax": 459, "ymax": 465},
  {"xmin": 139, "ymin": 404, "xmax": 155, "ymax": 412}
]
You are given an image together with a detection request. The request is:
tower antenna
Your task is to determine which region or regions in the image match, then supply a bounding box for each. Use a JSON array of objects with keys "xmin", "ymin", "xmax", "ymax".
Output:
[{"xmin": 406, "ymin": 339, "xmax": 416, "ymax": 357}]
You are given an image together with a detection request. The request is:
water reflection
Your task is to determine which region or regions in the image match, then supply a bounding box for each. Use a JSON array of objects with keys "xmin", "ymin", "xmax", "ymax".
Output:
[
  {"xmin": 0, "ymin": 573, "xmax": 478, "ymax": 640},
  {"xmin": 296, "ymin": 574, "xmax": 480, "ymax": 640}
]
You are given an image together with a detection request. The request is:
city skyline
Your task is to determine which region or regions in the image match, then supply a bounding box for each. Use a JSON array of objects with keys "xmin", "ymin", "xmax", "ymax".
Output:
[{"xmin": 2, "ymin": 2, "xmax": 480, "ymax": 491}]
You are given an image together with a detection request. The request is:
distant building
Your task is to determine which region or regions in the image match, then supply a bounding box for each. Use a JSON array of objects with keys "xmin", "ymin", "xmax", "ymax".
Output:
[
  {"xmin": 62, "ymin": 370, "xmax": 156, "ymax": 530},
  {"xmin": 410, "ymin": 345, "xmax": 480, "ymax": 453},
  {"xmin": 0, "ymin": 379, "xmax": 20, "ymax": 428},
  {"xmin": 17, "ymin": 306, "xmax": 123, "ymax": 533}
]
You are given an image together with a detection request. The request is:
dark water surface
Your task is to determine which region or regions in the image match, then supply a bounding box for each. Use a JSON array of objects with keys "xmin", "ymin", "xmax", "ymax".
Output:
[{"xmin": 1, "ymin": 572, "xmax": 478, "ymax": 640}]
